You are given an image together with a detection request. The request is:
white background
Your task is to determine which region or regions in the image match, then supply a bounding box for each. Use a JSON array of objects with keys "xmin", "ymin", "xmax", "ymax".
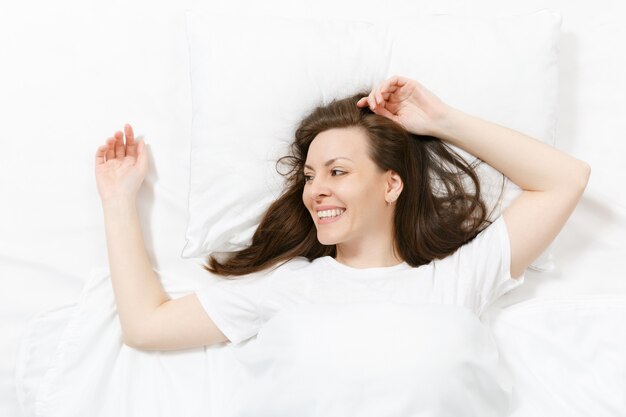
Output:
[{"xmin": 1, "ymin": 0, "xmax": 625, "ymax": 415}]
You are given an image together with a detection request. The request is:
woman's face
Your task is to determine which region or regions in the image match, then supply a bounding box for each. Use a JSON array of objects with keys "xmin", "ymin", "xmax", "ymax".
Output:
[{"xmin": 302, "ymin": 127, "xmax": 398, "ymax": 246}]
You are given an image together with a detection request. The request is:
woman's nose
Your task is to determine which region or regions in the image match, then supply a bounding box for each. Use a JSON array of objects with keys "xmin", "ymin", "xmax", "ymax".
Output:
[{"xmin": 308, "ymin": 177, "xmax": 331, "ymax": 199}]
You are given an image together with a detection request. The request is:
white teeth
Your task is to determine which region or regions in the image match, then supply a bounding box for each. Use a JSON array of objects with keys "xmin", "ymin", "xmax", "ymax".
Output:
[{"xmin": 317, "ymin": 209, "xmax": 345, "ymax": 219}]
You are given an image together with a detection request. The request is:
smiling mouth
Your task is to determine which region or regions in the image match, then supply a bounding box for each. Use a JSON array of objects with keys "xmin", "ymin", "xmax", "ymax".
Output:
[
  {"xmin": 317, "ymin": 209, "xmax": 346, "ymax": 220},
  {"xmin": 316, "ymin": 209, "xmax": 346, "ymax": 224}
]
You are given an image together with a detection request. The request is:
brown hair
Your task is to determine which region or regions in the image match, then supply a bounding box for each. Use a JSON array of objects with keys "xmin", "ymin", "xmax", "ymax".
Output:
[{"xmin": 203, "ymin": 91, "xmax": 502, "ymax": 278}]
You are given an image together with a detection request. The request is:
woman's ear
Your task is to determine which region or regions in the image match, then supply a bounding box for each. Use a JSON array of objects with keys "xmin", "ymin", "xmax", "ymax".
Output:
[{"xmin": 385, "ymin": 170, "xmax": 403, "ymax": 203}]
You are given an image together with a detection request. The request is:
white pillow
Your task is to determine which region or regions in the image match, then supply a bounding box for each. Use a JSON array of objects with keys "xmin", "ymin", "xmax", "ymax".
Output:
[
  {"xmin": 182, "ymin": 9, "xmax": 561, "ymax": 272},
  {"xmin": 183, "ymin": 11, "xmax": 388, "ymax": 256}
]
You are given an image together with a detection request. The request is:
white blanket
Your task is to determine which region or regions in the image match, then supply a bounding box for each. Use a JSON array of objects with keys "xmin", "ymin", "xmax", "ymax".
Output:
[{"xmin": 16, "ymin": 268, "xmax": 626, "ymax": 416}]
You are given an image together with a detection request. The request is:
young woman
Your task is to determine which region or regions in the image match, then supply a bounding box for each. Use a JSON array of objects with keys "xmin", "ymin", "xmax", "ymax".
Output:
[{"xmin": 94, "ymin": 75, "xmax": 590, "ymax": 352}]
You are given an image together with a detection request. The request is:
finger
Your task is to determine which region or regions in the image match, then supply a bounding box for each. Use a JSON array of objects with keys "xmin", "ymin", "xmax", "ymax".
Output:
[
  {"xmin": 376, "ymin": 89, "xmax": 383, "ymax": 105},
  {"xmin": 356, "ymin": 95, "xmax": 372, "ymax": 109},
  {"xmin": 95, "ymin": 145, "xmax": 107, "ymax": 165},
  {"xmin": 357, "ymin": 87, "xmax": 385, "ymax": 109},
  {"xmin": 374, "ymin": 105, "xmax": 395, "ymax": 120},
  {"xmin": 105, "ymin": 137, "xmax": 116, "ymax": 161},
  {"xmin": 124, "ymin": 123, "xmax": 135, "ymax": 144},
  {"xmin": 114, "ymin": 130, "xmax": 125, "ymax": 159},
  {"xmin": 380, "ymin": 76, "xmax": 402, "ymax": 94},
  {"xmin": 372, "ymin": 89, "xmax": 392, "ymax": 115},
  {"xmin": 124, "ymin": 123, "xmax": 137, "ymax": 158},
  {"xmin": 375, "ymin": 87, "xmax": 388, "ymax": 107},
  {"xmin": 367, "ymin": 91, "xmax": 377, "ymax": 111}
]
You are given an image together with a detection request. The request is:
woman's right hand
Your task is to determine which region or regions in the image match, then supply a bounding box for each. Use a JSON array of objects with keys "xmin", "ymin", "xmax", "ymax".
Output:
[{"xmin": 94, "ymin": 124, "xmax": 148, "ymax": 202}]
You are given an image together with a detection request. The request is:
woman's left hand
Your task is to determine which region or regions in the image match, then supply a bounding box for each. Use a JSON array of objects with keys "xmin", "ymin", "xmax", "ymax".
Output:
[{"xmin": 356, "ymin": 75, "xmax": 452, "ymax": 136}]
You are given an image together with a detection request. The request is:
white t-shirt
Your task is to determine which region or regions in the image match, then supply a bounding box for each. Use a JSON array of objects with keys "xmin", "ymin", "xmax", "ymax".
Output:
[
  {"xmin": 196, "ymin": 214, "xmax": 524, "ymax": 347},
  {"xmin": 195, "ymin": 214, "xmax": 525, "ymax": 417}
]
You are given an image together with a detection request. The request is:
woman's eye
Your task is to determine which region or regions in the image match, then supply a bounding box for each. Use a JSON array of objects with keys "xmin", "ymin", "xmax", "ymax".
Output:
[{"xmin": 303, "ymin": 169, "xmax": 345, "ymax": 183}]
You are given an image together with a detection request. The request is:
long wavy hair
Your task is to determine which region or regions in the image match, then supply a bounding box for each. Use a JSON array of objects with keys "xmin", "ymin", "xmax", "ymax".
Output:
[{"xmin": 203, "ymin": 91, "xmax": 503, "ymax": 278}]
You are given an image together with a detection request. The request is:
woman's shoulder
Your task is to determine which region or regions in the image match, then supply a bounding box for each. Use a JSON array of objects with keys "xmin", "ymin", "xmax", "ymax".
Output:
[{"xmin": 438, "ymin": 215, "xmax": 505, "ymax": 258}]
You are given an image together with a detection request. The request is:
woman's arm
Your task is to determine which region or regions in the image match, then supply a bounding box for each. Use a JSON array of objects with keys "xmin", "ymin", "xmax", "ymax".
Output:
[
  {"xmin": 96, "ymin": 126, "xmax": 229, "ymax": 351},
  {"xmin": 95, "ymin": 125, "xmax": 169, "ymax": 346},
  {"xmin": 359, "ymin": 75, "xmax": 591, "ymax": 278},
  {"xmin": 431, "ymin": 108, "xmax": 590, "ymax": 193},
  {"xmin": 96, "ymin": 125, "xmax": 226, "ymax": 350},
  {"xmin": 433, "ymin": 109, "xmax": 590, "ymax": 278},
  {"xmin": 102, "ymin": 196, "xmax": 170, "ymax": 345},
  {"xmin": 103, "ymin": 195, "xmax": 229, "ymax": 350}
]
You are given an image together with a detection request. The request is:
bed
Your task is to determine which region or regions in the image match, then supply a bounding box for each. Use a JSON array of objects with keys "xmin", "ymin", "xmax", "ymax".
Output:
[{"xmin": 2, "ymin": 0, "xmax": 625, "ymax": 416}]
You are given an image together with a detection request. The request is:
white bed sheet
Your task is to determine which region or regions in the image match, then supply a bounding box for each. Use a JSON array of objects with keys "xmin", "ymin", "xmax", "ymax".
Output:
[{"xmin": 2, "ymin": 0, "xmax": 625, "ymax": 416}]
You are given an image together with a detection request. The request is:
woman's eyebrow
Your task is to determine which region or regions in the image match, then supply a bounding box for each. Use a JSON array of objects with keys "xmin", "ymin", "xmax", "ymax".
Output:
[{"xmin": 304, "ymin": 157, "xmax": 353, "ymax": 170}]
